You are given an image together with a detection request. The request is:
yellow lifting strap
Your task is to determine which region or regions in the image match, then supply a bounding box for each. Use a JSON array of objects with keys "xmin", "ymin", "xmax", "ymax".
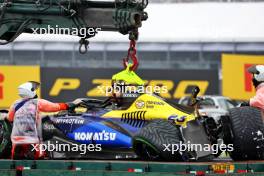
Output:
[{"xmin": 112, "ymin": 64, "xmax": 145, "ymax": 86}]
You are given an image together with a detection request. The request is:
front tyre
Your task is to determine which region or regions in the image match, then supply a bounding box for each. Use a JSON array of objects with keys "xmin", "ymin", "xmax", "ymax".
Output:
[{"xmin": 132, "ymin": 119, "xmax": 183, "ymax": 161}]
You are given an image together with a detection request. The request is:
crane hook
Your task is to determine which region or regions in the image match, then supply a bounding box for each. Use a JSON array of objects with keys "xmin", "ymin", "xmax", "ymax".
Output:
[{"xmin": 79, "ymin": 38, "xmax": 89, "ymax": 54}]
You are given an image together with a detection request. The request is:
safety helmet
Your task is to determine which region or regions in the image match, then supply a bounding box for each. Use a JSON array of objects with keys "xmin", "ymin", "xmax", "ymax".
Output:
[
  {"xmin": 18, "ymin": 81, "xmax": 40, "ymax": 99},
  {"xmin": 248, "ymin": 65, "xmax": 264, "ymax": 88}
]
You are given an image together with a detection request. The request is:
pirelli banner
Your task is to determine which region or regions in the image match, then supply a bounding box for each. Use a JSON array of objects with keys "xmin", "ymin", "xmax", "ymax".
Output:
[
  {"xmin": 41, "ymin": 68, "xmax": 219, "ymax": 102},
  {"xmin": 0, "ymin": 66, "xmax": 40, "ymax": 108},
  {"xmin": 222, "ymin": 54, "xmax": 264, "ymax": 100},
  {"xmin": 0, "ymin": 66, "xmax": 219, "ymax": 108}
]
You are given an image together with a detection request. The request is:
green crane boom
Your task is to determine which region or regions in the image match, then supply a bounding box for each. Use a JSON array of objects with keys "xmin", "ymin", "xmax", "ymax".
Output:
[{"xmin": 0, "ymin": 0, "xmax": 148, "ymax": 52}]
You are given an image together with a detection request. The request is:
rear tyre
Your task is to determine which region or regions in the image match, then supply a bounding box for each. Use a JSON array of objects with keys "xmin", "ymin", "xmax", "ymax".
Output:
[
  {"xmin": 0, "ymin": 119, "xmax": 12, "ymax": 158},
  {"xmin": 133, "ymin": 119, "xmax": 183, "ymax": 161},
  {"xmin": 225, "ymin": 107, "xmax": 264, "ymax": 160}
]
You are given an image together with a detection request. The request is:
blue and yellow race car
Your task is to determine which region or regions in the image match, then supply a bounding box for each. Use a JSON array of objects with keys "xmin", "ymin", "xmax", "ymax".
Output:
[{"xmin": 2, "ymin": 66, "xmax": 258, "ymax": 161}]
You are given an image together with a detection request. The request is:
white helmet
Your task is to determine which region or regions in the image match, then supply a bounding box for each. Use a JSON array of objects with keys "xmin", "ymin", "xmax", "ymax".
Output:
[
  {"xmin": 248, "ymin": 65, "xmax": 264, "ymax": 81},
  {"xmin": 248, "ymin": 65, "xmax": 264, "ymax": 87},
  {"xmin": 18, "ymin": 81, "xmax": 40, "ymax": 99}
]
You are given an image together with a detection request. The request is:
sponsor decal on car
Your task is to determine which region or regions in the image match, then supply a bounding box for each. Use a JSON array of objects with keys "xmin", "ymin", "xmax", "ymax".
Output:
[
  {"xmin": 145, "ymin": 100, "xmax": 164, "ymax": 108},
  {"xmin": 123, "ymin": 93, "xmax": 139, "ymax": 98},
  {"xmin": 168, "ymin": 115, "xmax": 187, "ymax": 122},
  {"xmin": 147, "ymin": 101, "xmax": 164, "ymax": 105},
  {"xmin": 43, "ymin": 123, "xmax": 55, "ymax": 130},
  {"xmin": 74, "ymin": 131, "xmax": 116, "ymax": 141},
  {"xmin": 135, "ymin": 100, "xmax": 145, "ymax": 109},
  {"xmin": 55, "ymin": 118, "xmax": 85, "ymax": 124}
]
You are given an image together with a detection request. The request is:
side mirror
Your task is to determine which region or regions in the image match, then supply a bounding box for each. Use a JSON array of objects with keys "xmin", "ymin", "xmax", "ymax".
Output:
[
  {"xmin": 190, "ymin": 86, "xmax": 200, "ymax": 106},
  {"xmin": 192, "ymin": 86, "xmax": 200, "ymax": 99}
]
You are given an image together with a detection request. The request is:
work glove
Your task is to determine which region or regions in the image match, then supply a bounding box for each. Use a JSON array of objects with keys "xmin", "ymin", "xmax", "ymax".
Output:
[
  {"xmin": 240, "ymin": 101, "xmax": 250, "ymax": 107},
  {"xmin": 67, "ymin": 98, "xmax": 84, "ymax": 109}
]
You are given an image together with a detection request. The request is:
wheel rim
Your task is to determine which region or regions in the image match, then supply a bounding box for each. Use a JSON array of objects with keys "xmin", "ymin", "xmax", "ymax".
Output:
[
  {"xmin": 134, "ymin": 138, "xmax": 160, "ymax": 160},
  {"xmin": 142, "ymin": 143, "xmax": 159, "ymax": 160}
]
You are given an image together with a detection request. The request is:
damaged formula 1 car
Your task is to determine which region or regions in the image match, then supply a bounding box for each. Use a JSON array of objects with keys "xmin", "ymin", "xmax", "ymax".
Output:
[
  {"xmin": 0, "ymin": 66, "xmax": 262, "ymax": 161},
  {"xmin": 0, "ymin": 66, "xmax": 223, "ymax": 161},
  {"xmin": 0, "ymin": 91, "xmax": 219, "ymax": 161}
]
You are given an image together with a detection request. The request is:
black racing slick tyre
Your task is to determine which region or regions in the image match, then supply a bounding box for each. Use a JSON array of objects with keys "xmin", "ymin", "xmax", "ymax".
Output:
[
  {"xmin": 132, "ymin": 119, "xmax": 183, "ymax": 161},
  {"xmin": 226, "ymin": 107, "xmax": 264, "ymax": 160},
  {"xmin": 0, "ymin": 119, "xmax": 12, "ymax": 158}
]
